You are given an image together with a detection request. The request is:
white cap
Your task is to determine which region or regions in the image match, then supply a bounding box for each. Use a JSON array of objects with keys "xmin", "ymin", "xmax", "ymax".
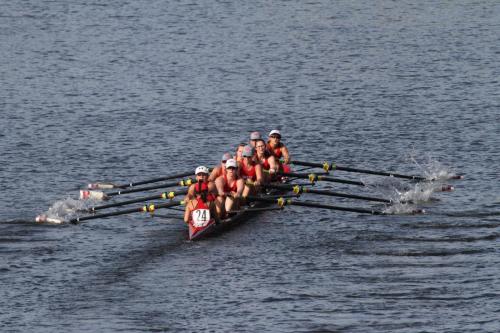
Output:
[
  {"xmin": 269, "ymin": 129, "xmax": 281, "ymax": 137},
  {"xmin": 225, "ymin": 159, "xmax": 237, "ymax": 168},
  {"xmin": 195, "ymin": 166, "xmax": 209, "ymax": 175}
]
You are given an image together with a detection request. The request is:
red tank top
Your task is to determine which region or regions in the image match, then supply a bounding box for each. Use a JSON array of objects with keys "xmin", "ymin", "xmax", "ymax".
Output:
[
  {"xmin": 223, "ymin": 174, "xmax": 238, "ymax": 193},
  {"xmin": 262, "ymin": 157, "xmax": 270, "ymax": 170},
  {"xmin": 194, "ymin": 182, "xmax": 216, "ymax": 201},
  {"xmin": 193, "ymin": 197, "xmax": 209, "ymax": 210},
  {"xmin": 257, "ymin": 152, "xmax": 271, "ymax": 170},
  {"xmin": 240, "ymin": 160, "xmax": 257, "ymax": 181},
  {"xmin": 267, "ymin": 142, "xmax": 283, "ymax": 159}
]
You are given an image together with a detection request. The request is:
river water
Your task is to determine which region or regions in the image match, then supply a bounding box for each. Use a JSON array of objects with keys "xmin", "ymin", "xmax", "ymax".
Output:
[{"xmin": 1, "ymin": 1, "xmax": 499, "ymax": 332}]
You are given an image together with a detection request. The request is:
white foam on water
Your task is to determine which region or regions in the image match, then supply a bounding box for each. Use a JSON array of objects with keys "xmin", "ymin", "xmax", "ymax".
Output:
[
  {"xmin": 382, "ymin": 202, "xmax": 422, "ymax": 215},
  {"xmin": 406, "ymin": 151, "xmax": 459, "ymax": 180},
  {"xmin": 36, "ymin": 196, "xmax": 99, "ymax": 224}
]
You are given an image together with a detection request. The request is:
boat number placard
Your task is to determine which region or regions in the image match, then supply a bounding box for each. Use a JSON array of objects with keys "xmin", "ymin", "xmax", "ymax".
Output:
[{"xmin": 192, "ymin": 209, "xmax": 211, "ymax": 227}]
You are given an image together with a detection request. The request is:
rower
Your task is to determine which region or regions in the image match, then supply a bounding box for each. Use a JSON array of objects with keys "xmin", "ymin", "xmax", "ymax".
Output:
[
  {"xmin": 184, "ymin": 166, "xmax": 219, "ymax": 224},
  {"xmin": 208, "ymin": 152, "xmax": 233, "ymax": 182},
  {"xmin": 240, "ymin": 145, "xmax": 264, "ymax": 196},
  {"xmin": 254, "ymin": 139, "xmax": 278, "ymax": 182},
  {"xmin": 267, "ymin": 129, "xmax": 290, "ymax": 164},
  {"xmin": 185, "ymin": 166, "xmax": 218, "ymax": 203},
  {"xmin": 235, "ymin": 142, "xmax": 246, "ymax": 163},
  {"xmin": 249, "ymin": 131, "xmax": 262, "ymax": 148},
  {"xmin": 215, "ymin": 159, "xmax": 245, "ymax": 217}
]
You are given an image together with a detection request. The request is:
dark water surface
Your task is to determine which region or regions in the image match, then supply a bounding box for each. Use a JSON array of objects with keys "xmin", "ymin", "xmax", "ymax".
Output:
[{"xmin": 1, "ymin": 1, "xmax": 499, "ymax": 332}]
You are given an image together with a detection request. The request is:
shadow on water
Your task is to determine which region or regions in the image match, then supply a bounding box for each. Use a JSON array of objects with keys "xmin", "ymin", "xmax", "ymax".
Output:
[{"xmin": 345, "ymin": 248, "xmax": 489, "ymax": 257}]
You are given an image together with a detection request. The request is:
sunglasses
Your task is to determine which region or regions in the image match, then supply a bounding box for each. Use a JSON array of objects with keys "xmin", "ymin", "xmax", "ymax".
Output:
[
  {"xmin": 226, "ymin": 166, "xmax": 237, "ymax": 170},
  {"xmin": 270, "ymin": 135, "xmax": 281, "ymax": 139},
  {"xmin": 221, "ymin": 160, "xmax": 227, "ymax": 163},
  {"xmin": 196, "ymin": 173, "xmax": 208, "ymax": 176}
]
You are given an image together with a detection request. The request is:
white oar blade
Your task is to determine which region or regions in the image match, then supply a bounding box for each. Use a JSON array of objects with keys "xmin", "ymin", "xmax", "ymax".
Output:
[
  {"xmin": 79, "ymin": 190, "xmax": 109, "ymax": 201},
  {"xmin": 437, "ymin": 185, "xmax": 454, "ymax": 192},
  {"xmin": 88, "ymin": 183, "xmax": 116, "ymax": 189},
  {"xmin": 35, "ymin": 214, "xmax": 64, "ymax": 224}
]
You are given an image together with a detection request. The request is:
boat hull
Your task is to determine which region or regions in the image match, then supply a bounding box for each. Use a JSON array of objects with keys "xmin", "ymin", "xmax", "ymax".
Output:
[{"xmin": 187, "ymin": 187, "xmax": 286, "ymax": 241}]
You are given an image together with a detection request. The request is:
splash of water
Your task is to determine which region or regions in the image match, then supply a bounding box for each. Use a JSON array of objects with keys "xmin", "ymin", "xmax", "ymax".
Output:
[
  {"xmin": 36, "ymin": 196, "xmax": 98, "ymax": 224},
  {"xmin": 406, "ymin": 150, "xmax": 459, "ymax": 180},
  {"xmin": 382, "ymin": 203, "xmax": 424, "ymax": 215}
]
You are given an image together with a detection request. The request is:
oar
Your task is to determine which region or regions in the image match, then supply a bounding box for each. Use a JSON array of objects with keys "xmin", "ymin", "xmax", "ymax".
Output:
[
  {"xmin": 85, "ymin": 189, "xmax": 189, "ymax": 212},
  {"xmin": 280, "ymin": 172, "xmax": 365, "ymax": 186},
  {"xmin": 290, "ymin": 160, "xmax": 463, "ymax": 181},
  {"xmin": 87, "ymin": 171, "xmax": 194, "ymax": 189},
  {"xmin": 265, "ymin": 184, "xmax": 410, "ymax": 204},
  {"xmin": 35, "ymin": 200, "xmax": 185, "ymax": 224},
  {"xmin": 80, "ymin": 178, "xmax": 194, "ymax": 200},
  {"xmin": 69, "ymin": 200, "xmax": 185, "ymax": 224},
  {"xmin": 247, "ymin": 196, "xmax": 384, "ymax": 215}
]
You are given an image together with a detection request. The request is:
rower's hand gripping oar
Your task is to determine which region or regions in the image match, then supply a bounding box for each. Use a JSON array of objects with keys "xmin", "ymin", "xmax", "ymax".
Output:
[
  {"xmin": 80, "ymin": 178, "xmax": 194, "ymax": 201},
  {"xmin": 289, "ymin": 160, "xmax": 463, "ymax": 181},
  {"xmin": 87, "ymin": 171, "xmax": 194, "ymax": 189}
]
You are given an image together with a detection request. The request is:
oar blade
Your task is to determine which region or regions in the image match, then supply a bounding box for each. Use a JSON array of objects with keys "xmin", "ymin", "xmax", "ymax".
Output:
[{"xmin": 79, "ymin": 190, "xmax": 109, "ymax": 201}]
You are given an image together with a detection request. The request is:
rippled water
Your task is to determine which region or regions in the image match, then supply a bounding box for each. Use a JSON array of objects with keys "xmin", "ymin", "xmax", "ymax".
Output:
[{"xmin": 1, "ymin": 1, "xmax": 499, "ymax": 332}]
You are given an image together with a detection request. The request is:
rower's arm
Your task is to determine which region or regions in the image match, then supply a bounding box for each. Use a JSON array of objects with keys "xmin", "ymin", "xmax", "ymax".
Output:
[
  {"xmin": 254, "ymin": 163, "xmax": 263, "ymax": 185},
  {"xmin": 183, "ymin": 202, "xmax": 193, "ymax": 223},
  {"xmin": 235, "ymin": 178, "xmax": 245, "ymax": 197},
  {"xmin": 281, "ymin": 146, "xmax": 290, "ymax": 164},
  {"xmin": 214, "ymin": 176, "xmax": 225, "ymax": 196},
  {"xmin": 185, "ymin": 184, "xmax": 195, "ymax": 201},
  {"xmin": 208, "ymin": 166, "xmax": 220, "ymax": 182},
  {"xmin": 208, "ymin": 181, "xmax": 218, "ymax": 195},
  {"xmin": 268, "ymin": 155, "xmax": 278, "ymax": 174}
]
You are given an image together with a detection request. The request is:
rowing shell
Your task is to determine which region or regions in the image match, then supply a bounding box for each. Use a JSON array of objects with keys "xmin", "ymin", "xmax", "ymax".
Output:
[{"xmin": 187, "ymin": 180, "xmax": 288, "ymax": 241}]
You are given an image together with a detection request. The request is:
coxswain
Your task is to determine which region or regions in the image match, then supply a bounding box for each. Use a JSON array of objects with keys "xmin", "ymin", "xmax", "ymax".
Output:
[
  {"xmin": 208, "ymin": 152, "xmax": 233, "ymax": 182},
  {"xmin": 254, "ymin": 139, "xmax": 278, "ymax": 182},
  {"xmin": 249, "ymin": 131, "xmax": 262, "ymax": 148},
  {"xmin": 240, "ymin": 145, "xmax": 264, "ymax": 196},
  {"xmin": 184, "ymin": 166, "xmax": 219, "ymax": 224},
  {"xmin": 215, "ymin": 159, "xmax": 245, "ymax": 217},
  {"xmin": 266, "ymin": 129, "xmax": 290, "ymax": 164}
]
